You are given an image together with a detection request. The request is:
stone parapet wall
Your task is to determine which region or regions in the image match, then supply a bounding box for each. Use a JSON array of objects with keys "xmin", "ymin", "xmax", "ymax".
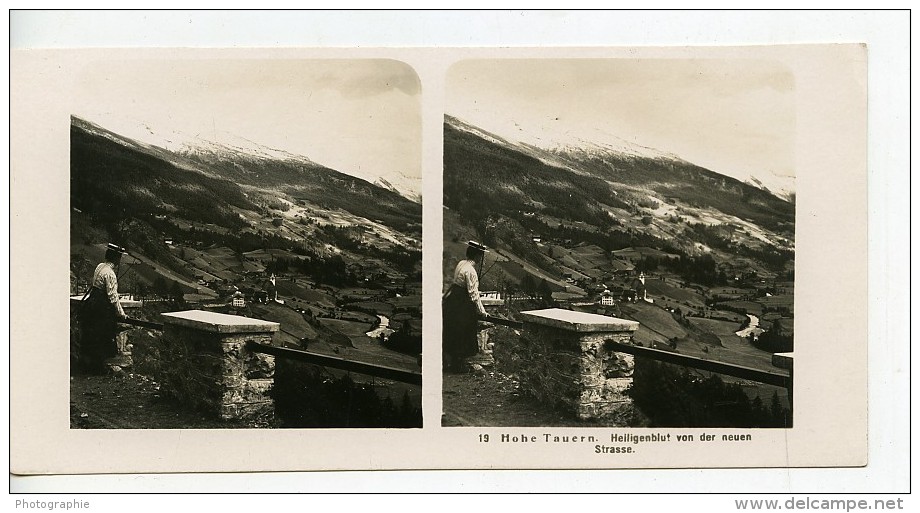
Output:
[
  {"xmin": 157, "ymin": 311, "xmax": 279, "ymax": 421},
  {"xmin": 504, "ymin": 308, "xmax": 639, "ymax": 420}
]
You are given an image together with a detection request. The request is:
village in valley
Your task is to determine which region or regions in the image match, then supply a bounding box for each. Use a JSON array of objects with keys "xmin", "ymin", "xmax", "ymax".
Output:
[{"xmin": 464, "ymin": 236, "xmax": 793, "ymax": 371}]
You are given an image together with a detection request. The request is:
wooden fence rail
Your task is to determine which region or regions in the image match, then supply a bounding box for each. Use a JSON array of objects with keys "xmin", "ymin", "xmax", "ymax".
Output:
[
  {"xmin": 118, "ymin": 317, "xmax": 165, "ymax": 330},
  {"xmin": 246, "ymin": 341, "xmax": 422, "ymax": 386}
]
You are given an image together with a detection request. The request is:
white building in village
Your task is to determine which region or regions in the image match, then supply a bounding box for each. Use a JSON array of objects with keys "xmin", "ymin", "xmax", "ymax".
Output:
[{"xmin": 598, "ymin": 288, "xmax": 615, "ymax": 306}]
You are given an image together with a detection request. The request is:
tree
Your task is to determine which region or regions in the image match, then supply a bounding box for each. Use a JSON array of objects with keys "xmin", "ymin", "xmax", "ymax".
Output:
[
  {"xmin": 135, "ymin": 281, "xmax": 148, "ymax": 298},
  {"xmin": 750, "ymin": 396, "xmax": 770, "ymax": 426},
  {"xmin": 537, "ymin": 279, "xmax": 553, "ymax": 307},
  {"xmin": 770, "ymin": 391, "xmax": 785, "ymax": 426},
  {"xmin": 152, "ymin": 276, "xmax": 169, "ymax": 298},
  {"xmin": 521, "ymin": 274, "xmax": 537, "ymax": 296},
  {"xmin": 485, "ymin": 267, "xmax": 511, "ymax": 300},
  {"xmin": 169, "ymin": 281, "xmax": 185, "ymax": 303}
]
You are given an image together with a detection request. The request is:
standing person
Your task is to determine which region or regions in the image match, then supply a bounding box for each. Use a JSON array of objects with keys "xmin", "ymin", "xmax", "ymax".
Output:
[
  {"xmin": 442, "ymin": 241, "xmax": 488, "ymax": 372},
  {"xmin": 77, "ymin": 243, "xmax": 127, "ymax": 374}
]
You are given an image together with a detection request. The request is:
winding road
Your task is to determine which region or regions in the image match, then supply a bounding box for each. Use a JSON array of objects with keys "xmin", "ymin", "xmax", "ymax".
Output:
[
  {"xmin": 365, "ymin": 314, "xmax": 392, "ymax": 339},
  {"xmin": 735, "ymin": 314, "xmax": 763, "ymax": 338}
]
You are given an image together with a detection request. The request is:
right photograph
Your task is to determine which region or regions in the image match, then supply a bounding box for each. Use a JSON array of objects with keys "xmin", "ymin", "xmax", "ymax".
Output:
[{"xmin": 442, "ymin": 59, "xmax": 795, "ymax": 429}]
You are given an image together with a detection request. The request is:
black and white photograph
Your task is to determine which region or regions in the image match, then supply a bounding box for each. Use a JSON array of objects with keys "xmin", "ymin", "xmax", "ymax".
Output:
[
  {"xmin": 11, "ymin": 35, "xmax": 881, "ymax": 480},
  {"xmin": 442, "ymin": 59, "xmax": 795, "ymax": 428},
  {"xmin": 68, "ymin": 58, "xmax": 423, "ymax": 429}
]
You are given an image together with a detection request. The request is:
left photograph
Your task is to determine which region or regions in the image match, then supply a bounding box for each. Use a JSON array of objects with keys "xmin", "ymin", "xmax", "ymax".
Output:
[{"xmin": 69, "ymin": 59, "xmax": 423, "ymax": 429}]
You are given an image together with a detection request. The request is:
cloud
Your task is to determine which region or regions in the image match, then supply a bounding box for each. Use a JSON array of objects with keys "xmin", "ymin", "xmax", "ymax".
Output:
[{"xmin": 314, "ymin": 60, "xmax": 420, "ymax": 98}]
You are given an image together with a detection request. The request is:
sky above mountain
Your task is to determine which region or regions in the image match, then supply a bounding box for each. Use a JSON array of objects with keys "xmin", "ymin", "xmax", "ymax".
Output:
[
  {"xmin": 446, "ymin": 59, "xmax": 796, "ymax": 196},
  {"xmin": 72, "ymin": 58, "xmax": 421, "ymax": 197}
]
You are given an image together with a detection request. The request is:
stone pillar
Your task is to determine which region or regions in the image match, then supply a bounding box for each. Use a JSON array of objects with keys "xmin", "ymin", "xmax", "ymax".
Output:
[
  {"xmin": 516, "ymin": 308, "xmax": 639, "ymax": 420},
  {"xmin": 159, "ymin": 310, "xmax": 279, "ymax": 421}
]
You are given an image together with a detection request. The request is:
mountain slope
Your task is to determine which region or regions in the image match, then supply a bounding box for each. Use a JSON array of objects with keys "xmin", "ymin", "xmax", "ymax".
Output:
[
  {"xmin": 443, "ymin": 117, "xmax": 631, "ymax": 229},
  {"xmin": 177, "ymin": 142, "xmax": 421, "ymax": 234},
  {"xmin": 71, "ymin": 118, "xmax": 256, "ymax": 229},
  {"xmin": 443, "ymin": 115, "xmax": 795, "ymax": 288},
  {"xmin": 72, "ymin": 116, "xmax": 421, "ymax": 234},
  {"xmin": 445, "ymin": 115, "xmax": 793, "ymax": 234},
  {"xmin": 71, "ymin": 116, "xmax": 422, "ymax": 295}
]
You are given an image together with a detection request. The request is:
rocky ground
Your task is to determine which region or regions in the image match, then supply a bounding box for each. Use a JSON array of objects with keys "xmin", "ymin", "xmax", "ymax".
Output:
[
  {"xmin": 73, "ymin": 362, "xmax": 639, "ymax": 429},
  {"xmin": 70, "ymin": 369, "xmax": 275, "ymax": 429},
  {"xmin": 441, "ymin": 362, "xmax": 645, "ymax": 428}
]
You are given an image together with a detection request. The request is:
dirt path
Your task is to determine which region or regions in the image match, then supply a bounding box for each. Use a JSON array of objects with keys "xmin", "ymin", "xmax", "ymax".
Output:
[
  {"xmin": 493, "ymin": 248, "xmax": 585, "ymax": 296},
  {"xmin": 128, "ymin": 252, "xmax": 217, "ymax": 297}
]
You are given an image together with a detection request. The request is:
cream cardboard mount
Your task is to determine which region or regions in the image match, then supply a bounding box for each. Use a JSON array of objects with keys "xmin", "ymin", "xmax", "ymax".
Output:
[{"xmin": 10, "ymin": 44, "xmax": 867, "ymax": 474}]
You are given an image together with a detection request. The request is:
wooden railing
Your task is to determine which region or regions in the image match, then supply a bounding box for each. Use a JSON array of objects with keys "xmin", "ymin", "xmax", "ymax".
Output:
[
  {"xmin": 246, "ymin": 341, "xmax": 422, "ymax": 386},
  {"xmin": 605, "ymin": 340, "xmax": 792, "ymax": 390},
  {"xmin": 119, "ymin": 317, "xmax": 164, "ymax": 330}
]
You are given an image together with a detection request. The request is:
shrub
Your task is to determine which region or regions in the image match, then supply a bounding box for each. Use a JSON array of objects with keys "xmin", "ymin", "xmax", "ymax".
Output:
[
  {"xmin": 272, "ymin": 359, "xmax": 421, "ymax": 428},
  {"xmin": 628, "ymin": 359, "xmax": 791, "ymax": 428}
]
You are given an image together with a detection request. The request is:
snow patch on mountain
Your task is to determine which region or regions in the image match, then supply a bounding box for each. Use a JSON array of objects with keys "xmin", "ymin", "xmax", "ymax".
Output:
[
  {"xmin": 745, "ymin": 174, "xmax": 795, "ymax": 203},
  {"xmin": 375, "ymin": 177, "xmax": 422, "ymax": 204}
]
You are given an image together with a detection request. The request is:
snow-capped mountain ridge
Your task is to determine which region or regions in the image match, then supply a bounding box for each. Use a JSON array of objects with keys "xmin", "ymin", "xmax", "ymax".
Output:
[
  {"xmin": 447, "ymin": 114, "xmax": 682, "ymax": 163},
  {"xmin": 177, "ymin": 133, "xmax": 320, "ymax": 167},
  {"xmin": 72, "ymin": 114, "xmax": 421, "ymax": 203},
  {"xmin": 532, "ymin": 128, "xmax": 684, "ymax": 163},
  {"xmin": 445, "ymin": 114, "xmax": 793, "ymax": 202}
]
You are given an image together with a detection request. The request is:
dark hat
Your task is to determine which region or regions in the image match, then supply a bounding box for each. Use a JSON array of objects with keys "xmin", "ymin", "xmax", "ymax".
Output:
[
  {"xmin": 106, "ymin": 243, "xmax": 128, "ymax": 254},
  {"xmin": 105, "ymin": 243, "xmax": 128, "ymax": 262},
  {"xmin": 467, "ymin": 240, "xmax": 488, "ymax": 253}
]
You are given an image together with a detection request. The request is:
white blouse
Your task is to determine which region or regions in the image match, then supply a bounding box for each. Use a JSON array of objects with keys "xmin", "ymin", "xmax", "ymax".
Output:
[
  {"xmin": 453, "ymin": 259, "xmax": 487, "ymax": 315},
  {"xmin": 92, "ymin": 262, "xmax": 125, "ymax": 317}
]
